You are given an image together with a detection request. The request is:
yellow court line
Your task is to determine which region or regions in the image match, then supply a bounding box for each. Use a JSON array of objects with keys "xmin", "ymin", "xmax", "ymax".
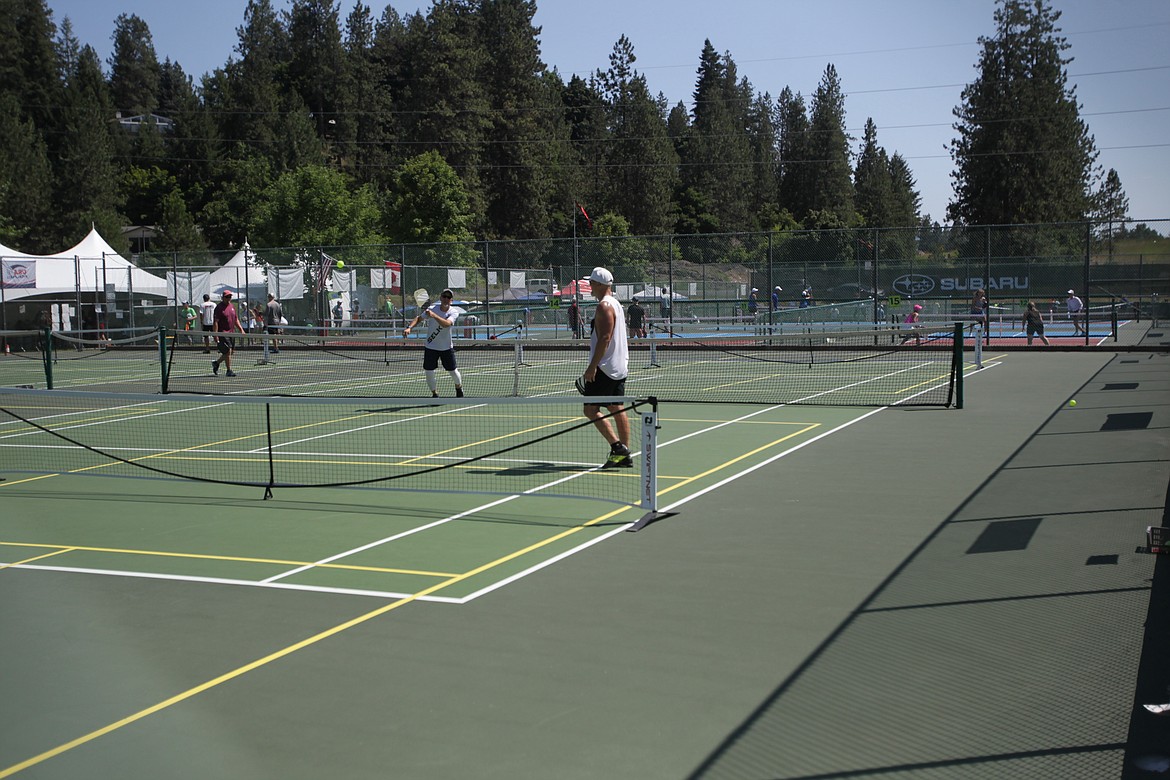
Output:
[
  {"xmin": 0, "ymin": 541, "xmax": 456, "ymax": 579},
  {"xmin": 0, "ymin": 547, "xmax": 76, "ymax": 572},
  {"xmin": 700, "ymin": 371, "xmax": 789, "ymax": 393},
  {"xmin": 0, "ymin": 473, "xmax": 62, "ymax": 488},
  {"xmin": 0, "ymin": 501, "xmax": 633, "ymax": 779},
  {"xmin": 0, "ymin": 414, "xmax": 827, "ymax": 777},
  {"xmin": 395, "ymin": 415, "xmax": 580, "ymax": 465},
  {"xmin": 657, "ymin": 423, "xmax": 820, "ymax": 495}
]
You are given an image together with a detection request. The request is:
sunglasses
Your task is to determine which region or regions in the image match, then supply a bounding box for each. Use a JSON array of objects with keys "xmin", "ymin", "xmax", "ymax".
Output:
[{"xmin": 441, "ymin": 294, "xmax": 453, "ymax": 299}]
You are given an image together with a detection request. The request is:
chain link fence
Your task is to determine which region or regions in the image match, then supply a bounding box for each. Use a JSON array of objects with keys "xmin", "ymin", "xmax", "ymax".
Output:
[{"xmin": 5, "ymin": 220, "xmax": 1166, "ymax": 340}]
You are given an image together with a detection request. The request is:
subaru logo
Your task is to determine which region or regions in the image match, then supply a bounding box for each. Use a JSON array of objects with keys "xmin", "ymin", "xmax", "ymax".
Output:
[{"xmin": 892, "ymin": 274, "xmax": 935, "ymax": 296}]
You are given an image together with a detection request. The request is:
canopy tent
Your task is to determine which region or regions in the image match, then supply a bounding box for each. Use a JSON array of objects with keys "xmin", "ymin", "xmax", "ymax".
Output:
[
  {"xmin": 494, "ymin": 287, "xmax": 549, "ymax": 303},
  {"xmin": 0, "ymin": 227, "xmax": 168, "ymax": 302},
  {"xmin": 168, "ymin": 245, "xmax": 270, "ymax": 305},
  {"xmin": 632, "ymin": 285, "xmax": 687, "ymax": 300},
  {"xmin": 556, "ymin": 279, "xmax": 592, "ymax": 298},
  {"xmin": 210, "ymin": 246, "xmax": 268, "ymax": 301}
]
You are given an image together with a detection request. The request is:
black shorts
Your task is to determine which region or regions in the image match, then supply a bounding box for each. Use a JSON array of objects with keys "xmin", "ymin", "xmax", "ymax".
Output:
[
  {"xmin": 583, "ymin": 368, "xmax": 626, "ymax": 402},
  {"xmin": 202, "ymin": 323, "xmax": 214, "ymax": 333},
  {"xmin": 1026, "ymin": 322, "xmax": 1045, "ymax": 336},
  {"xmin": 422, "ymin": 348, "xmax": 457, "ymax": 371},
  {"xmin": 217, "ymin": 336, "xmax": 235, "ymax": 354}
]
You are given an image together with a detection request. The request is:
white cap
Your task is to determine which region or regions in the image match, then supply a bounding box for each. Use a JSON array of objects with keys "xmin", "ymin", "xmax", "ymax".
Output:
[
  {"xmin": 589, "ymin": 267, "xmax": 614, "ymax": 285},
  {"xmin": 775, "ymin": 286, "xmax": 782, "ymax": 290},
  {"xmin": 1067, "ymin": 289, "xmax": 1075, "ymax": 295},
  {"xmin": 751, "ymin": 287, "xmax": 758, "ymax": 292}
]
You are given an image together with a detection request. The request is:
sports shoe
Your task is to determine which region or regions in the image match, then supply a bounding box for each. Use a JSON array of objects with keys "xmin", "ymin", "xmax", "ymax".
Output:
[
  {"xmin": 211, "ymin": 360, "xmax": 219, "ymax": 375},
  {"xmin": 602, "ymin": 452, "xmax": 634, "ymax": 469},
  {"xmin": 431, "ymin": 391, "xmax": 439, "ymax": 398},
  {"xmin": 225, "ymin": 371, "xmax": 237, "ymax": 377},
  {"xmin": 455, "ymin": 387, "xmax": 464, "ymax": 398}
]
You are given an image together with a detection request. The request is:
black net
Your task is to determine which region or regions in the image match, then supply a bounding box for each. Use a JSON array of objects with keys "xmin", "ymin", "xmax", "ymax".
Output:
[{"xmin": 0, "ymin": 389, "xmax": 650, "ymax": 505}]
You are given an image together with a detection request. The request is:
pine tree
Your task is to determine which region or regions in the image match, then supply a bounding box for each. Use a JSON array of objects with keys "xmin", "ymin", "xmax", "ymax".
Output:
[
  {"xmin": 109, "ymin": 13, "xmax": 160, "ymax": 117},
  {"xmin": 337, "ymin": 2, "xmax": 393, "ymax": 188},
  {"xmin": 776, "ymin": 87, "xmax": 812, "ymax": 222},
  {"xmin": 54, "ymin": 41, "xmax": 124, "ymax": 248},
  {"xmin": 0, "ymin": 93, "xmax": 52, "ymax": 247},
  {"xmin": 395, "ymin": 2, "xmax": 491, "ymax": 230},
  {"xmin": 477, "ymin": 0, "xmax": 554, "ymax": 239},
  {"xmin": 155, "ymin": 188, "xmax": 207, "ymax": 250},
  {"xmin": 596, "ymin": 36, "xmax": 677, "ymax": 235},
  {"xmin": 853, "ymin": 119, "xmax": 893, "ymax": 228},
  {"xmin": 948, "ymin": 0, "xmax": 1097, "ymax": 225},
  {"xmin": 746, "ymin": 92, "xmax": 780, "ymax": 230},
  {"xmin": 680, "ymin": 40, "xmax": 753, "ymax": 232},
  {"xmin": 285, "ymin": 0, "xmax": 344, "ymax": 139},
  {"xmin": 1092, "ymin": 168, "xmax": 1128, "ymax": 225},
  {"xmin": 560, "ymin": 73, "xmax": 609, "ymax": 216},
  {"xmin": 220, "ymin": 0, "xmax": 288, "ymax": 158},
  {"xmin": 0, "ymin": 0, "xmax": 61, "ymax": 133},
  {"xmin": 805, "ymin": 64, "xmax": 854, "ymax": 227}
]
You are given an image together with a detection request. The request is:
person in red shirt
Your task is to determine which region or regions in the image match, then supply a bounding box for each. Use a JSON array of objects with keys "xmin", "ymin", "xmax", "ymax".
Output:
[{"xmin": 212, "ymin": 290, "xmax": 246, "ymax": 377}]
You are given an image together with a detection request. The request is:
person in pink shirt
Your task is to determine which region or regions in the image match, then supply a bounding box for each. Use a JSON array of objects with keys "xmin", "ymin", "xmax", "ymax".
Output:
[{"xmin": 212, "ymin": 290, "xmax": 246, "ymax": 377}]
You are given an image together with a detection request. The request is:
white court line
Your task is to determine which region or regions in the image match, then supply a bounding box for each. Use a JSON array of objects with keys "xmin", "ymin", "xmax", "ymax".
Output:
[
  {"xmin": 9, "ymin": 563, "xmax": 462, "ymax": 603},
  {"xmin": 2, "ymin": 363, "xmax": 997, "ymax": 601}
]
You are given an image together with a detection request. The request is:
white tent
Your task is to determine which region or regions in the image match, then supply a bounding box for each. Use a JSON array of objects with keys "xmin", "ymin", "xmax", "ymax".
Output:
[
  {"xmin": 0, "ymin": 227, "xmax": 168, "ymax": 302},
  {"xmin": 210, "ymin": 247, "xmax": 266, "ymax": 297}
]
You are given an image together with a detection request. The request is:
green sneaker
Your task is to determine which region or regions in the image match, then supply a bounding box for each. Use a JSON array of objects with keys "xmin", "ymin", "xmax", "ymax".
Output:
[{"xmin": 602, "ymin": 451, "xmax": 633, "ymax": 469}]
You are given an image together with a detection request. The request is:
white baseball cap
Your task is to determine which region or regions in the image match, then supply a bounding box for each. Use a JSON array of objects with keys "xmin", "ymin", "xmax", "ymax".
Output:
[
  {"xmin": 751, "ymin": 287, "xmax": 758, "ymax": 292},
  {"xmin": 1067, "ymin": 289, "xmax": 1075, "ymax": 295},
  {"xmin": 775, "ymin": 286, "xmax": 782, "ymax": 290},
  {"xmin": 589, "ymin": 267, "xmax": 614, "ymax": 285}
]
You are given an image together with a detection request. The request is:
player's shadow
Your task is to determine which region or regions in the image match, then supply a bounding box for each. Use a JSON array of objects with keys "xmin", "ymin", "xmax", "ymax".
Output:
[{"xmin": 483, "ymin": 462, "xmax": 590, "ymax": 477}]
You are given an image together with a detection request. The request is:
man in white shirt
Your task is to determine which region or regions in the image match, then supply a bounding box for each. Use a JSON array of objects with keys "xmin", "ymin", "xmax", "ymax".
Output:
[
  {"xmin": 199, "ymin": 294, "xmax": 216, "ymax": 353},
  {"xmin": 404, "ymin": 288, "xmax": 464, "ymax": 398},
  {"xmin": 1066, "ymin": 289, "xmax": 1085, "ymax": 335},
  {"xmin": 581, "ymin": 266, "xmax": 632, "ymax": 468}
]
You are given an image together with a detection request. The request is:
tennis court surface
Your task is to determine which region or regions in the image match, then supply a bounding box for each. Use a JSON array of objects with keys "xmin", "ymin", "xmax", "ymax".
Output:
[{"xmin": 1, "ymin": 325, "xmax": 1167, "ymax": 778}]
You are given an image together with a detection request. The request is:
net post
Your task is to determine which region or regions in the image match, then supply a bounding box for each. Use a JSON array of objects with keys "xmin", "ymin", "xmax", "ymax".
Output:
[
  {"xmin": 628, "ymin": 397, "xmax": 669, "ymax": 532},
  {"xmin": 973, "ymin": 323, "xmax": 983, "ymax": 369},
  {"xmin": 1111, "ymin": 302, "xmax": 1118, "ymax": 342},
  {"xmin": 512, "ymin": 342, "xmax": 521, "ymax": 396},
  {"xmin": 648, "ymin": 339, "xmax": 660, "ymax": 368},
  {"xmin": 263, "ymin": 401, "xmax": 275, "ymax": 499},
  {"xmin": 158, "ymin": 326, "xmax": 169, "ymax": 391},
  {"xmin": 42, "ymin": 327, "xmax": 53, "ymax": 389},
  {"xmin": 952, "ymin": 322, "xmax": 964, "ymax": 409}
]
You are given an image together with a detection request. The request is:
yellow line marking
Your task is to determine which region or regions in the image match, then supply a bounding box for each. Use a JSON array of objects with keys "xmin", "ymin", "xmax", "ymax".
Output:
[
  {"xmin": 395, "ymin": 415, "xmax": 579, "ymax": 465},
  {"xmin": 0, "ymin": 474, "xmax": 62, "ymax": 488},
  {"xmin": 0, "ymin": 412, "xmax": 828, "ymax": 777},
  {"xmin": 0, "ymin": 542, "xmax": 456, "ymax": 578},
  {"xmin": 0, "ymin": 547, "xmax": 76, "ymax": 572},
  {"xmin": 0, "ymin": 502, "xmax": 632, "ymax": 779},
  {"xmin": 657, "ymin": 423, "xmax": 820, "ymax": 495}
]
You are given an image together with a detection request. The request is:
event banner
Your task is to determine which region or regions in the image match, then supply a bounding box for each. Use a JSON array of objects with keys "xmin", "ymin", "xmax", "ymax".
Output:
[{"xmin": 1, "ymin": 259, "xmax": 36, "ymax": 288}]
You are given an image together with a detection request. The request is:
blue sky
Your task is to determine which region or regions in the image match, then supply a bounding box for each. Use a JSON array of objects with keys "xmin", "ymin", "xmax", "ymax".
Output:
[{"xmin": 46, "ymin": 0, "xmax": 1170, "ymax": 230}]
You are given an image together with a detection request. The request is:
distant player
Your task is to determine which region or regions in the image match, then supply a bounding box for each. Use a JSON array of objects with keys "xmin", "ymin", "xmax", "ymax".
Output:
[
  {"xmin": 1065, "ymin": 289, "xmax": 1085, "ymax": 335},
  {"xmin": 1021, "ymin": 301, "xmax": 1051, "ymax": 346},
  {"xmin": 626, "ymin": 298, "xmax": 646, "ymax": 338}
]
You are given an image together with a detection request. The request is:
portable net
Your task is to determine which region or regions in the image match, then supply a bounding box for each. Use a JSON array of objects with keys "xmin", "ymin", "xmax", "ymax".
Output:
[
  {"xmin": 5, "ymin": 324, "xmax": 960, "ymax": 407},
  {"xmin": 158, "ymin": 326, "xmax": 959, "ymax": 406},
  {"xmin": 0, "ymin": 388, "xmax": 657, "ymax": 510}
]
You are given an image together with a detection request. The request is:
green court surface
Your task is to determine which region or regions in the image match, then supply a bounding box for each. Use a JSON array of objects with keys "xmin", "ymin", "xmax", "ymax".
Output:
[{"xmin": 1, "ymin": 332, "xmax": 1168, "ymax": 778}]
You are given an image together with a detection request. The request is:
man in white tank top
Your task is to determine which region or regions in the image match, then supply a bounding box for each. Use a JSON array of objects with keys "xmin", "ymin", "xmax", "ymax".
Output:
[{"xmin": 582, "ymin": 266, "xmax": 632, "ymax": 468}]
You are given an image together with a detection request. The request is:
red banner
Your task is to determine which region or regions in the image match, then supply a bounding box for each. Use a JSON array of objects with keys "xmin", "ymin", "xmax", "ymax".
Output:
[{"xmin": 384, "ymin": 261, "xmax": 402, "ymax": 293}]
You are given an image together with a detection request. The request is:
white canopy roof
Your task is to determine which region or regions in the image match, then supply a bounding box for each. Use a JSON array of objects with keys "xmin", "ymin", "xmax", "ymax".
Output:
[{"xmin": 0, "ymin": 227, "xmax": 168, "ymax": 302}]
